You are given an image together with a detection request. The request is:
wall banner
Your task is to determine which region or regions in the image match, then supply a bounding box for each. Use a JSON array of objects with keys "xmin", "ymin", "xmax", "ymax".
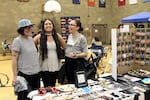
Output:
[
  {"xmin": 143, "ymin": 0, "xmax": 150, "ymax": 2},
  {"xmin": 72, "ymin": 0, "xmax": 80, "ymax": 4},
  {"xmin": 99, "ymin": 0, "xmax": 106, "ymax": 8}
]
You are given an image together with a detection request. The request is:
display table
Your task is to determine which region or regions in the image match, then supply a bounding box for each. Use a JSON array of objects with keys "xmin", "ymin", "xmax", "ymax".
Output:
[{"xmin": 28, "ymin": 74, "xmax": 149, "ymax": 100}]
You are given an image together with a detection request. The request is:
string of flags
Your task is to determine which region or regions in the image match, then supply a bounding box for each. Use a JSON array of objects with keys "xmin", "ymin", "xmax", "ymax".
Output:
[
  {"xmin": 72, "ymin": 0, "xmax": 106, "ymax": 8},
  {"xmin": 118, "ymin": 0, "xmax": 150, "ymax": 7},
  {"xmin": 72, "ymin": 0, "xmax": 150, "ymax": 7}
]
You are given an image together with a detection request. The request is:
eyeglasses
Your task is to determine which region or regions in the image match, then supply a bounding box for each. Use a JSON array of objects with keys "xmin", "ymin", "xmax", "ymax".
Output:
[
  {"xmin": 25, "ymin": 25, "xmax": 32, "ymax": 29},
  {"xmin": 68, "ymin": 24, "xmax": 77, "ymax": 26}
]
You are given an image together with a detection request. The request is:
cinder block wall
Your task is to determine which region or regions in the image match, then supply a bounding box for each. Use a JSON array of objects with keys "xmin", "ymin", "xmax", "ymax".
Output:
[
  {"xmin": 0, "ymin": 0, "xmax": 149, "ymax": 44},
  {"xmin": 0, "ymin": 0, "xmax": 42, "ymax": 43}
]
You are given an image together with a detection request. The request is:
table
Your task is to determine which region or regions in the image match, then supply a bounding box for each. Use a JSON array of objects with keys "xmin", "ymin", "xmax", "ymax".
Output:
[{"xmin": 28, "ymin": 74, "xmax": 149, "ymax": 100}]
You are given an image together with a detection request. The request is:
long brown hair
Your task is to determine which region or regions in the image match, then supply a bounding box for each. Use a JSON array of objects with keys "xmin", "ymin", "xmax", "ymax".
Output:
[{"xmin": 40, "ymin": 19, "xmax": 62, "ymax": 60}]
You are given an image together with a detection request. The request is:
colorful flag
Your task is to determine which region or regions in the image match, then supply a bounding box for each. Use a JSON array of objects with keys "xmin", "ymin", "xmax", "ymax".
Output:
[
  {"xmin": 88, "ymin": 0, "xmax": 96, "ymax": 7},
  {"xmin": 143, "ymin": 0, "xmax": 150, "ymax": 2},
  {"xmin": 72, "ymin": 0, "xmax": 80, "ymax": 4},
  {"xmin": 99, "ymin": 0, "xmax": 106, "ymax": 8},
  {"xmin": 129, "ymin": 0, "xmax": 137, "ymax": 4},
  {"xmin": 118, "ymin": 0, "xmax": 126, "ymax": 6}
]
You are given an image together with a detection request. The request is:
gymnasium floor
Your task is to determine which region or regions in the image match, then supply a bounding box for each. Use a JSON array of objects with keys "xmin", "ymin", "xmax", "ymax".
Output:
[{"xmin": 0, "ymin": 55, "xmax": 17, "ymax": 100}]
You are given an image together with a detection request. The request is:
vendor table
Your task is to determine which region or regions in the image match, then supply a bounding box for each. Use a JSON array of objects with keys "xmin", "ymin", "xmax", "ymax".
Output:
[{"xmin": 28, "ymin": 74, "xmax": 150, "ymax": 100}]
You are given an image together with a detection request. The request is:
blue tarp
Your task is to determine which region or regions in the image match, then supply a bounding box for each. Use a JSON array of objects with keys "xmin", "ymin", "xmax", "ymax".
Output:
[{"xmin": 121, "ymin": 12, "xmax": 150, "ymax": 23}]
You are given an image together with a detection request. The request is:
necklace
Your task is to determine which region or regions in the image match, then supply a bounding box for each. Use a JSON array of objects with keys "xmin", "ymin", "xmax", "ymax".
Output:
[{"xmin": 46, "ymin": 33, "xmax": 52, "ymax": 36}]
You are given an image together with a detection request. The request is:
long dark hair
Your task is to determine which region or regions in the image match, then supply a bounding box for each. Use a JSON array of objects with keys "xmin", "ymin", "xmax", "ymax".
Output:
[{"xmin": 40, "ymin": 19, "xmax": 62, "ymax": 60}]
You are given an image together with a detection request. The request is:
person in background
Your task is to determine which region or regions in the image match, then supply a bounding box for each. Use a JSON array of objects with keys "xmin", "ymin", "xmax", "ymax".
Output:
[
  {"xmin": 65, "ymin": 19, "xmax": 88, "ymax": 84},
  {"xmin": 90, "ymin": 36, "xmax": 104, "ymax": 58},
  {"xmin": 34, "ymin": 19, "xmax": 66, "ymax": 87},
  {"xmin": 91, "ymin": 36, "xmax": 102, "ymax": 46},
  {"xmin": 1, "ymin": 39, "xmax": 12, "ymax": 56},
  {"xmin": 11, "ymin": 19, "xmax": 41, "ymax": 100},
  {"xmin": 1, "ymin": 40, "xmax": 11, "ymax": 50}
]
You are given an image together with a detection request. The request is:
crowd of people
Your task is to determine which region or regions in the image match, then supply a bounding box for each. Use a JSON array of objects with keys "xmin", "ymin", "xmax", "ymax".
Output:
[{"xmin": 11, "ymin": 18, "xmax": 96, "ymax": 99}]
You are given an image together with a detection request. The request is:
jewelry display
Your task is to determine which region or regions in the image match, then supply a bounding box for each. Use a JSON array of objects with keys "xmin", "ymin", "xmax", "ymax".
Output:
[{"xmin": 116, "ymin": 27, "xmax": 150, "ymax": 67}]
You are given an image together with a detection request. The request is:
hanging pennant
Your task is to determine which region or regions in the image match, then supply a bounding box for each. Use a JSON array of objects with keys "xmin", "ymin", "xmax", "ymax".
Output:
[
  {"xmin": 88, "ymin": 0, "xmax": 96, "ymax": 7},
  {"xmin": 143, "ymin": 0, "xmax": 150, "ymax": 2},
  {"xmin": 99, "ymin": 0, "xmax": 106, "ymax": 8},
  {"xmin": 72, "ymin": 0, "xmax": 80, "ymax": 4},
  {"xmin": 118, "ymin": 0, "xmax": 126, "ymax": 6}
]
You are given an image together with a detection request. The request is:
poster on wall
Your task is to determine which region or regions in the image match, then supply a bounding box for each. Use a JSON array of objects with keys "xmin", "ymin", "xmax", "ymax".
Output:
[
  {"xmin": 99, "ymin": 0, "xmax": 106, "ymax": 8},
  {"xmin": 72, "ymin": 0, "xmax": 80, "ymax": 4},
  {"xmin": 143, "ymin": 0, "xmax": 150, "ymax": 2},
  {"xmin": 118, "ymin": 0, "xmax": 126, "ymax": 6},
  {"xmin": 88, "ymin": 0, "xmax": 96, "ymax": 7}
]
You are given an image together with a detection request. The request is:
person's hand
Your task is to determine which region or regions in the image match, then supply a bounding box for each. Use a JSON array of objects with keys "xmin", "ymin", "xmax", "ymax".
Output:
[
  {"xmin": 69, "ymin": 52, "xmax": 78, "ymax": 58},
  {"xmin": 12, "ymin": 78, "xmax": 16, "ymax": 86}
]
